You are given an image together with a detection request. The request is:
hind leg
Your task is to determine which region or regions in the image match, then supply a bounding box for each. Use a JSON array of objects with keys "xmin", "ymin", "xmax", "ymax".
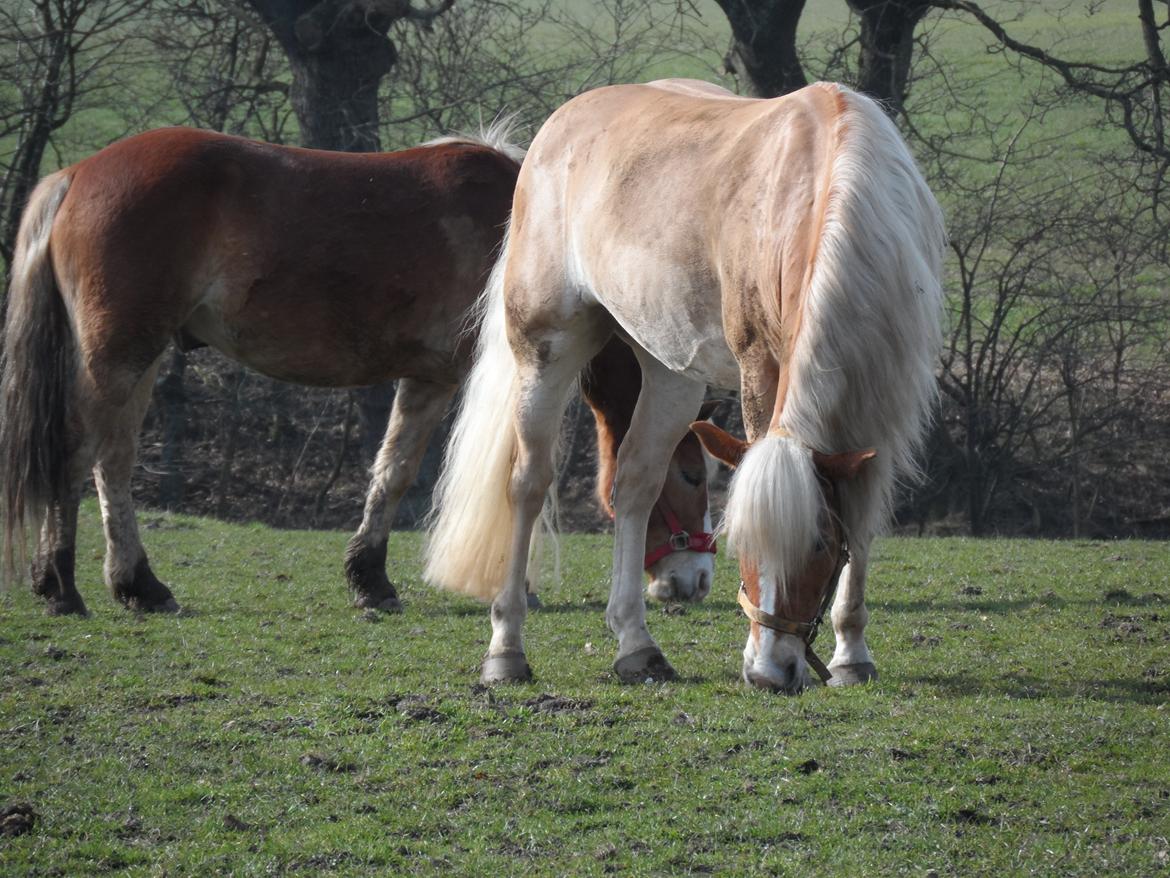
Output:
[
  {"xmin": 607, "ymin": 351, "xmax": 706, "ymax": 682},
  {"xmin": 30, "ymin": 415, "xmax": 99, "ymax": 616},
  {"xmin": 346, "ymin": 378, "xmax": 457, "ymax": 612},
  {"xmin": 31, "ymin": 493, "xmax": 87, "ymax": 615},
  {"xmin": 482, "ymin": 321, "xmax": 610, "ymax": 684},
  {"xmin": 91, "ymin": 358, "xmax": 178, "ymax": 612}
]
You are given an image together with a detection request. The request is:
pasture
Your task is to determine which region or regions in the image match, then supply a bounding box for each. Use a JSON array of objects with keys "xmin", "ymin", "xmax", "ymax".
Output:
[{"xmin": 1, "ymin": 503, "xmax": 1167, "ymax": 875}]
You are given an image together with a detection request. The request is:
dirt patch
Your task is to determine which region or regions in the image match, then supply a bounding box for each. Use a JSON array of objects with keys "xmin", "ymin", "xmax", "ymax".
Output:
[
  {"xmin": 394, "ymin": 695, "xmax": 446, "ymax": 723},
  {"xmin": 910, "ymin": 632, "xmax": 943, "ymax": 647},
  {"xmin": 1100, "ymin": 613, "xmax": 1156, "ymax": 639},
  {"xmin": 0, "ymin": 802, "xmax": 37, "ymax": 837},
  {"xmin": 950, "ymin": 807, "xmax": 996, "ymax": 826},
  {"xmin": 523, "ymin": 693, "xmax": 593, "ymax": 714},
  {"xmin": 301, "ymin": 752, "xmax": 358, "ymax": 773}
]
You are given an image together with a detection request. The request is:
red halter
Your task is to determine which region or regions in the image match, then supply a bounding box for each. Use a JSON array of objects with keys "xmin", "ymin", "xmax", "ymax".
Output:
[{"xmin": 643, "ymin": 498, "xmax": 717, "ymax": 570}]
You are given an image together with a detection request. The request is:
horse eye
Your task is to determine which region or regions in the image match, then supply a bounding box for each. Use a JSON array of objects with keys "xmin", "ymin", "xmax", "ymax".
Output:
[
  {"xmin": 680, "ymin": 470, "xmax": 703, "ymax": 487},
  {"xmin": 813, "ymin": 536, "xmax": 828, "ymax": 554}
]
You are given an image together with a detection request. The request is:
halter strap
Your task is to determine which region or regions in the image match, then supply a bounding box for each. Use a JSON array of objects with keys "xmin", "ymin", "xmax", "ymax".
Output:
[
  {"xmin": 736, "ymin": 518, "xmax": 851, "ymax": 686},
  {"xmin": 642, "ymin": 497, "xmax": 717, "ymax": 570}
]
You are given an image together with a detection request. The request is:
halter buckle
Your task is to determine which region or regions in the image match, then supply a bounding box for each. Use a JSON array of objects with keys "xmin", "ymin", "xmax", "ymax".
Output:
[{"xmin": 669, "ymin": 531, "xmax": 691, "ymax": 551}]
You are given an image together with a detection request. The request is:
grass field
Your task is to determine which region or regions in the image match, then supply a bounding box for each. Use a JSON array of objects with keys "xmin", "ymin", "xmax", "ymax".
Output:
[{"xmin": 1, "ymin": 502, "xmax": 1167, "ymax": 875}]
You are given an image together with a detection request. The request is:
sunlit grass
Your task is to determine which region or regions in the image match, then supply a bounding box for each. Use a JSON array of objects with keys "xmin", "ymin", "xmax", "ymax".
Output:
[{"xmin": 1, "ymin": 501, "xmax": 1167, "ymax": 874}]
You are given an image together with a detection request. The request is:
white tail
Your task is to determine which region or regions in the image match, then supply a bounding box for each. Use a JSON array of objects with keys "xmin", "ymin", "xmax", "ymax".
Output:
[{"xmin": 424, "ymin": 234, "xmax": 521, "ymax": 600}]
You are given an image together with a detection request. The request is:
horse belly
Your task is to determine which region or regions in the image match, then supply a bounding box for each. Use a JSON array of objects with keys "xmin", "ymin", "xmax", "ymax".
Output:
[
  {"xmin": 181, "ymin": 275, "xmax": 463, "ymax": 388},
  {"xmin": 583, "ymin": 248, "xmax": 740, "ymax": 390}
]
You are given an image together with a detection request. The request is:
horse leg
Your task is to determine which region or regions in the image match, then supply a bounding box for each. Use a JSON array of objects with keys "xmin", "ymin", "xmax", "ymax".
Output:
[
  {"xmin": 30, "ymin": 411, "xmax": 98, "ymax": 616},
  {"xmin": 481, "ymin": 325, "xmax": 608, "ymax": 683},
  {"xmin": 827, "ymin": 538, "xmax": 878, "ymax": 686},
  {"xmin": 607, "ymin": 351, "xmax": 706, "ymax": 682},
  {"xmin": 345, "ymin": 378, "xmax": 457, "ymax": 612},
  {"xmin": 31, "ymin": 490, "xmax": 86, "ymax": 616},
  {"xmin": 91, "ymin": 358, "xmax": 179, "ymax": 612}
]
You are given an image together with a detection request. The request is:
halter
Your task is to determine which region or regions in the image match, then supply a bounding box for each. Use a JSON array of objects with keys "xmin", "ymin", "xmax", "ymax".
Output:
[
  {"xmin": 643, "ymin": 497, "xmax": 717, "ymax": 570},
  {"xmin": 735, "ymin": 485, "xmax": 850, "ymax": 685}
]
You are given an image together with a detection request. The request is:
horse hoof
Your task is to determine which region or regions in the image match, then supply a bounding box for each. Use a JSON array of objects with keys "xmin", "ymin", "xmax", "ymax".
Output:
[
  {"xmin": 130, "ymin": 596, "xmax": 180, "ymax": 614},
  {"xmin": 828, "ymin": 662, "xmax": 879, "ymax": 687},
  {"xmin": 526, "ymin": 592, "xmax": 543, "ymax": 610},
  {"xmin": 45, "ymin": 598, "xmax": 89, "ymax": 617},
  {"xmin": 613, "ymin": 646, "xmax": 676, "ymax": 683},
  {"xmin": 353, "ymin": 592, "xmax": 402, "ymax": 613},
  {"xmin": 480, "ymin": 651, "xmax": 532, "ymax": 684}
]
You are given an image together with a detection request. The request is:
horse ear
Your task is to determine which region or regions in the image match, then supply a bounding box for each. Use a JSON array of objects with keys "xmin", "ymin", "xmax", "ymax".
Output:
[
  {"xmin": 812, "ymin": 448, "xmax": 877, "ymax": 482},
  {"xmin": 690, "ymin": 421, "xmax": 749, "ymax": 468}
]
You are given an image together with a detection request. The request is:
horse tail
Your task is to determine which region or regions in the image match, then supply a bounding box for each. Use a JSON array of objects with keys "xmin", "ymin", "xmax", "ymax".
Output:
[
  {"xmin": 424, "ymin": 228, "xmax": 521, "ymax": 600},
  {"xmin": 1, "ymin": 170, "xmax": 75, "ymax": 583}
]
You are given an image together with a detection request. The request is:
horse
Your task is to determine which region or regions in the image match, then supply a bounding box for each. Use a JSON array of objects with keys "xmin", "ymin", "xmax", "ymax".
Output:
[
  {"xmin": 424, "ymin": 79, "xmax": 945, "ymax": 692},
  {"xmin": 0, "ymin": 125, "xmax": 715, "ymax": 617}
]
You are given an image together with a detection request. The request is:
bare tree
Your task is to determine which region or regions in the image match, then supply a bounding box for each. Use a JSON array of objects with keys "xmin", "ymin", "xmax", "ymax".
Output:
[
  {"xmin": 150, "ymin": 0, "xmax": 293, "ymax": 138},
  {"xmin": 0, "ymin": 0, "xmax": 152, "ymax": 277},
  {"xmin": 384, "ymin": 0, "xmax": 717, "ymax": 143}
]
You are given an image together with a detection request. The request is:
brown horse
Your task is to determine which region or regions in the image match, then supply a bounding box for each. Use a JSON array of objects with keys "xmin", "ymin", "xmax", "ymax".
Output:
[{"xmin": 0, "ymin": 125, "xmax": 714, "ymax": 617}]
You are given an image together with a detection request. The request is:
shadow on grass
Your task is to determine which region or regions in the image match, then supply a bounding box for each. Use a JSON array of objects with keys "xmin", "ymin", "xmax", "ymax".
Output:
[
  {"xmin": 413, "ymin": 598, "xmax": 744, "ymax": 618},
  {"xmin": 911, "ymin": 671, "xmax": 1170, "ymax": 705},
  {"xmin": 876, "ymin": 591, "xmax": 1165, "ymax": 614}
]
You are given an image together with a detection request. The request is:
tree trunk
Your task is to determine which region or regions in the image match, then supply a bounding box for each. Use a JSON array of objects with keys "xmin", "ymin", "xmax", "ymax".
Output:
[
  {"xmin": 713, "ymin": 0, "xmax": 809, "ymax": 98},
  {"xmin": 845, "ymin": 0, "xmax": 932, "ymax": 116},
  {"xmin": 0, "ymin": 20, "xmax": 68, "ymax": 275},
  {"xmin": 245, "ymin": 0, "xmax": 398, "ymax": 150}
]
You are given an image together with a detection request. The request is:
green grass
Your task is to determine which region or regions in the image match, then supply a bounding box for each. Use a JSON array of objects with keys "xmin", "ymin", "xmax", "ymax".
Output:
[{"xmin": 1, "ymin": 502, "xmax": 1168, "ymax": 875}]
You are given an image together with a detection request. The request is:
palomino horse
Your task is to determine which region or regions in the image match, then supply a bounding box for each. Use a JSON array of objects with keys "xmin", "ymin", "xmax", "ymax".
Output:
[
  {"xmin": 0, "ymin": 125, "xmax": 714, "ymax": 616},
  {"xmin": 425, "ymin": 80, "xmax": 944, "ymax": 692}
]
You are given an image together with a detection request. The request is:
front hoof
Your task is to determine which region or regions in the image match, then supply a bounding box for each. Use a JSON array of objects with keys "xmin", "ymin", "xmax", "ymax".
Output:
[
  {"xmin": 124, "ymin": 595, "xmax": 181, "ymax": 614},
  {"xmin": 353, "ymin": 590, "xmax": 402, "ymax": 613},
  {"xmin": 526, "ymin": 591, "xmax": 543, "ymax": 610},
  {"xmin": 480, "ymin": 651, "xmax": 532, "ymax": 684},
  {"xmin": 45, "ymin": 597, "xmax": 89, "ymax": 617},
  {"xmin": 828, "ymin": 662, "xmax": 879, "ymax": 687},
  {"xmin": 613, "ymin": 646, "xmax": 676, "ymax": 683},
  {"xmin": 115, "ymin": 560, "xmax": 179, "ymax": 613}
]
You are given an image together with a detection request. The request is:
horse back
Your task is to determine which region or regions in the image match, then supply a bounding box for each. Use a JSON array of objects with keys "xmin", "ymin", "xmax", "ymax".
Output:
[{"xmin": 51, "ymin": 128, "xmax": 519, "ymax": 388}]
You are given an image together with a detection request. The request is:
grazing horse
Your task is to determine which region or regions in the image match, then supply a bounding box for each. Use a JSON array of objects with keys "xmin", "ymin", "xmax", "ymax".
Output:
[
  {"xmin": 0, "ymin": 125, "xmax": 714, "ymax": 616},
  {"xmin": 424, "ymin": 80, "xmax": 944, "ymax": 691}
]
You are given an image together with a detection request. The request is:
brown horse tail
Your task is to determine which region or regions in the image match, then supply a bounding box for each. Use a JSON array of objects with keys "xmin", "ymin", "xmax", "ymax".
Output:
[{"xmin": 0, "ymin": 170, "xmax": 74, "ymax": 583}]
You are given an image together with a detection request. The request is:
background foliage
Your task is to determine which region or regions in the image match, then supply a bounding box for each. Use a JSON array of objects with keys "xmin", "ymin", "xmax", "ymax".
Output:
[{"xmin": 1, "ymin": 0, "xmax": 1168, "ymax": 538}]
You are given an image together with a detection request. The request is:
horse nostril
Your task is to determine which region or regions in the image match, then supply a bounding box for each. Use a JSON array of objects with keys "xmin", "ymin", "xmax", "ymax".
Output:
[
  {"xmin": 746, "ymin": 661, "xmax": 804, "ymax": 695},
  {"xmin": 697, "ymin": 570, "xmax": 710, "ymax": 598},
  {"xmin": 674, "ymin": 574, "xmax": 694, "ymax": 600}
]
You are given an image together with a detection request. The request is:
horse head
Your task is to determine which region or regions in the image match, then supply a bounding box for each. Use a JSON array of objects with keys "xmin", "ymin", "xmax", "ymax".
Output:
[
  {"xmin": 691, "ymin": 421, "xmax": 875, "ymax": 694},
  {"xmin": 642, "ymin": 399, "xmax": 722, "ymax": 603}
]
